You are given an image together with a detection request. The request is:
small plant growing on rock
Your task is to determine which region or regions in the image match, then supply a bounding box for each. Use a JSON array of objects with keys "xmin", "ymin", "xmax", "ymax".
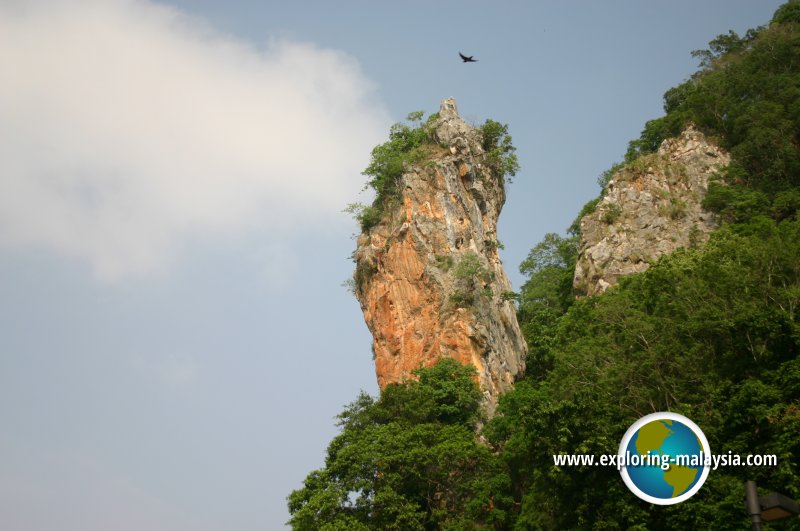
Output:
[
  {"xmin": 449, "ymin": 252, "xmax": 495, "ymax": 308},
  {"xmin": 484, "ymin": 239, "xmax": 505, "ymax": 252},
  {"xmin": 353, "ymin": 258, "xmax": 378, "ymax": 294},
  {"xmin": 597, "ymin": 161, "xmax": 625, "ymax": 191},
  {"xmin": 658, "ymin": 195, "xmax": 688, "ymax": 219},
  {"xmin": 434, "ymin": 254, "xmax": 454, "ymax": 271},
  {"xmin": 688, "ymin": 225, "xmax": 702, "ymax": 248},
  {"xmin": 601, "ymin": 203, "xmax": 622, "ymax": 224}
]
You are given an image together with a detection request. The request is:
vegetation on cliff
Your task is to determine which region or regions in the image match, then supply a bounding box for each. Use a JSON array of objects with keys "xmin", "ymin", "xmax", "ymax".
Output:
[
  {"xmin": 346, "ymin": 111, "xmax": 440, "ymax": 232},
  {"xmin": 494, "ymin": 218, "xmax": 800, "ymax": 528},
  {"xmin": 627, "ymin": 1, "xmax": 800, "ymax": 220},
  {"xmin": 291, "ymin": 3, "xmax": 800, "ymax": 528},
  {"xmin": 346, "ymin": 112, "xmax": 518, "ymax": 232}
]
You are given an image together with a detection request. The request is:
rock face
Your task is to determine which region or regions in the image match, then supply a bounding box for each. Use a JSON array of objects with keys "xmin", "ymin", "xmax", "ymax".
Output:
[
  {"xmin": 574, "ymin": 126, "xmax": 730, "ymax": 296},
  {"xmin": 353, "ymin": 98, "xmax": 526, "ymax": 414}
]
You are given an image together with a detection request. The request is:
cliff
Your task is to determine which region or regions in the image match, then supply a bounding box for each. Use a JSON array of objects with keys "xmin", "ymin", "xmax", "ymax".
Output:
[
  {"xmin": 352, "ymin": 98, "xmax": 526, "ymax": 414},
  {"xmin": 574, "ymin": 126, "xmax": 730, "ymax": 297}
]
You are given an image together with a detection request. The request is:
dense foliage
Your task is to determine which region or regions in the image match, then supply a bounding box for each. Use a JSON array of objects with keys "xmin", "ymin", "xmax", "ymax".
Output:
[
  {"xmin": 626, "ymin": 3, "xmax": 800, "ymax": 213},
  {"xmin": 292, "ymin": 3, "xmax": 800, "ymax": 529},
  {"xmin": 287, "ymin": 360, "xmax": 512, "ymax": 530},
  {"xmin": 480, "ymin": 119, "xmax": 520, "ymax": 182},
  {"xmin": 493, "ymin": 218, "xmax": 800, "ymax": 529}
]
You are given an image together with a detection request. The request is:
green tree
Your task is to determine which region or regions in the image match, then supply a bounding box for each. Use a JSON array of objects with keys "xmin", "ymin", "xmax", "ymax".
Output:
[
  {"xmin": 480, "ymin": 119, "xmax": 520, "ymax": 182},
  {"xmin": 516, "ymin": 233, "xmax": 578, "ymax": 376},
  {"xmin": 773, "ymin": 0, "xmax": 800, "ymax": 25},
  {"xmin": 287, "ymin": 359, "xmax": 512, "ymax": 530},
  {"xmin": 625, "ymin": 7, "xmax": 800, "ymax": 202},
  {"xmin": 492, "ymin": 218, "xmax": 800, "ymax": 528}
]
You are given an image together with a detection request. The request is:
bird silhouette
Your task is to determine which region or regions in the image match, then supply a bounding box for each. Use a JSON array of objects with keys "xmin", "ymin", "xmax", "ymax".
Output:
[{"xmin": 459, "ymin": 52, "xmax": 477, "ymax": 63}]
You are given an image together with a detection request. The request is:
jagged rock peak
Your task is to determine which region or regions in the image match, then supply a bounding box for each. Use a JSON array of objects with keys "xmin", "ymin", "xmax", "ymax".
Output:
[
  {"xmin": 574, "ymin": 125, "xmax": 731, "ymax": 297},
  {"xmin": 353, "ymin": 98, "xmax": 526, "ymax": 416},
  {"xmin": 433, "ymin": 98, "xmax": 481, "ymax": 149}
]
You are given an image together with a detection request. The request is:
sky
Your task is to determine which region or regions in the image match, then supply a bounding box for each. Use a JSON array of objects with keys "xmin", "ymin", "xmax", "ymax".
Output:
[{"xmin": 0, "ymin": 1, "xmax": 786, "ymax": 529}]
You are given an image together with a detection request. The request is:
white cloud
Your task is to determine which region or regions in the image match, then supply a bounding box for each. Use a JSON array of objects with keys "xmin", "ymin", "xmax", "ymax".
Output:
[{"xmin": 0, "ymin": 0, "xmax": 389, "ymax": 280}]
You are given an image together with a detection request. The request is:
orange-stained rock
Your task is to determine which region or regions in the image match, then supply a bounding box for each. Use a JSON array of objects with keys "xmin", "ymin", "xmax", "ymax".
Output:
[{"xmin": 352, "ymin": 98, "xmax": 526, "ymax": 415}]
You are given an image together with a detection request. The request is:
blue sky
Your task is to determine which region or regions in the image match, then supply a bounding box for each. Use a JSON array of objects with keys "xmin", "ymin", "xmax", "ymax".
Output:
[{"xmin": 0, "ymin": 1, "xmax": 785, "ymax": 529}]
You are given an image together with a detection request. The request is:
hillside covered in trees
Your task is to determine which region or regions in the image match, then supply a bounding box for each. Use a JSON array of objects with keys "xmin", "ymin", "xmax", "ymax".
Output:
[{"xmin": 289, "ymin": 2, "xmax": 800, "ymax": 528}]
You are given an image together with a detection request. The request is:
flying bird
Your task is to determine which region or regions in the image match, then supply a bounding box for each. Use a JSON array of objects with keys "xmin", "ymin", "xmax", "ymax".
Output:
[{"xmin": 459, "ymin": 52, "xmax": 477, "ymax": 63}]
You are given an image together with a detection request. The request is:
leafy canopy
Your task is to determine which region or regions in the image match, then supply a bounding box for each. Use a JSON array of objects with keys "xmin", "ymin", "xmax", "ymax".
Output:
[
  {"xmin": 625, "ymin": 3, "xmax": 800, "ymax": 213},
  {"xmin": 480, "ymin": 119, "xmax": 520, "ymax": 182},
  {"xmin": 287, "ymin": 359, "xmax": 512, "ymax": 530}
]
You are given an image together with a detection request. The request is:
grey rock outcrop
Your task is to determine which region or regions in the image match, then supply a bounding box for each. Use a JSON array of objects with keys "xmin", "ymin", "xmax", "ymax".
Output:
[{"xmin": 574, "ymin": 126, "xmax": 730, "ymax": 296}]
